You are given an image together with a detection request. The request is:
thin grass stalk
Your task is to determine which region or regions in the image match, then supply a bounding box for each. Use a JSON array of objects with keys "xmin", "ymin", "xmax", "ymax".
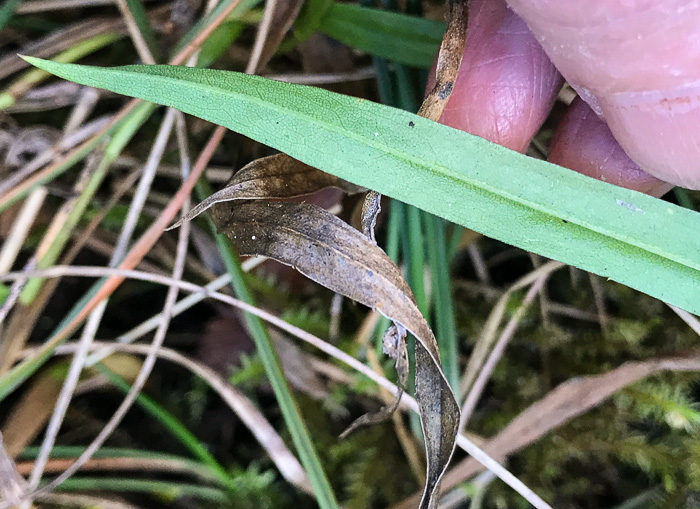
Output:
[
  {"xmin": 96, "ymin": 366, "xmax": 233, "ymax": 488},
  {"xmin": 195, "ymin": 178, "xmax": 339, "ymax": 509},
  {"xmin": 423, "ymin": 214, "xmax": 459, "ymax": 393},
  {"xmin": 459, "ymin": 275, "xmax": 550, "ymax": 429},
  {"xmin": 5, "ymin": 271, "xmax": 550, "ymax": 508},
  {"xmin": 117, "ymin": 0, "xmax": 159, "ymax": 63},
  {"xmin": 24, "ymin": 109, "xmax": 178, "ymax": 496}
]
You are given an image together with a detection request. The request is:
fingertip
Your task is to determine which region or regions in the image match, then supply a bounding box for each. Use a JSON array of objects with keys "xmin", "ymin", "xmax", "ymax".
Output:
[
  {"xmin": 438, "ymin": 0, "xmax": 562, "ymax": 153},
  {"xmin": 548, "ymin": 97, "xmax": 673, "ymax": 197}
]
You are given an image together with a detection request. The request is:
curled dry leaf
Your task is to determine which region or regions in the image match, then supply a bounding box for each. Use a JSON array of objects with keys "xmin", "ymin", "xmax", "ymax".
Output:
[
  {"xmin": 418, "ymin": 0, "xmax": 467, "ymax": 121},
  {"xmin": 168, "ymin": 153, "xmax": 365, "ymax": 229},
  {"xmin": 340, "ymin": 323, "xmax": 409, "ymax": 439},
  {"xmin": 361, "ymin": 190, "xmax": 381, "ymax": 243},
  {"xmin": 360, "ymin": 0, "xmax": 467, "ymax": 243},
  {"xmin": 210, "ymin": 200, "xmax": 459, "ymax": 509}
]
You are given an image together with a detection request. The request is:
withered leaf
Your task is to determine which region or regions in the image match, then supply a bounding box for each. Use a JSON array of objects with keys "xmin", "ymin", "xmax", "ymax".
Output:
[
  {"xmin": 418, "ymin": 0, "xmax": 467, "ymax": 121},
  {"xmin": 340, "ymin": 323, "xmax": 408, "ymax": 439},
  {"xmin": 361, "ymin": 190, "xmax": 381, "ymax": 244},
  {"xmin": 212, "ymin": 200, "xmax": 459, "ymax": 509},
  {"xmin": 168, "ymin": 153, "xmax": 365, "ymax": 229}
]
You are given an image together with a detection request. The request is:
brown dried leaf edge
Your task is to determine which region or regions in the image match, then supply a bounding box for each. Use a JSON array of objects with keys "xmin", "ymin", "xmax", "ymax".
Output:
[
  {"xmin": 168, "ymin": 153, "xmax": 365, "ymax": 229},
  {"xmin": 211, "ymin": 201, "xmax": 460, "ymax": 509}
]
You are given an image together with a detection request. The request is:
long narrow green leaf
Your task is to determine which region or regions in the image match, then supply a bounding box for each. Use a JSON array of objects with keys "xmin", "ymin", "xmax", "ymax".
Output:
[
  {"xmin": 21, "ymin": 60, "xmax": 700, "ymax": 316},
  {"xmin": 424, "ymin": 214, "xmax": 459, "ymax": 393},
  {"xmin": 0, "ymin": 0, "xmax": 23, "ymax": 33},
  {"xmin": 318, "ymin": 3, "xmax": 443, "ymax": 68},
  {"xmin": 98, "ymin": 365, "xmax": 234, "ymax": 489},
  {"xmin": 51, "ymin": 477, "xmax": 228, "ymax": 502}
]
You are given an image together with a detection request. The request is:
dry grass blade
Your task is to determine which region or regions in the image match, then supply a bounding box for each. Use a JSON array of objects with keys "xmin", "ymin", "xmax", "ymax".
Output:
[
  {"xmin": 210, "ymin": 200, "xmax": 459, "ymax": 509},
  {"xmin": 460, "ymin": 268, "xmax": 558, "ymax": 429},
  {"xmin": 114, "ymin": 0, "xmax": 157, "ymax": 65},
  {"xmin": 169, "ymin": 153, "xmax": 365, "ymax": 229},
  {"xmin": 440, "ymin": 351, "xmax": 700, "ymax": 493},
  {"xmin": 37, "ymin": 341, "xmax": 313, "ymax": 494},
  {"xmin": 246, "ymin": 0, "xmax": 305, "ymax": 73},
  {"xmin": 669, "ymin": 304, "xmax": 700, "ymax": 337},
  {"xmin": 460, "ymin": 261, "xmax": 565, "ymax": 400},
  {"xmin": 2, "ymin": 264, "xmax": 546, "ymax": 508},
  {"xmin": 0, "ymin": 432, "xmax": 26, "ymax": 506}
]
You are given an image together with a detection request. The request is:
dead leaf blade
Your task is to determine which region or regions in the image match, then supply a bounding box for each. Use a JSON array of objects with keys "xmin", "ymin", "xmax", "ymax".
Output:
[
  {"xmin": 212, "ymin": 201, "xmax": 459, "ymax": 508},
  {"xmin": 168, "ymin": 154, "xmax": 364, "ymax": 229},
  {"xmin": 419, "ymin": 0, "xmax": 467, "ymax": 121}
]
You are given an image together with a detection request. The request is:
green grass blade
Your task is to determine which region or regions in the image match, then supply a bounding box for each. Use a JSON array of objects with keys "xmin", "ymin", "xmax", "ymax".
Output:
[
  {"xmin": 123, "ymin": 0, "xmax": 160, "ymax": 61},
  {"xmin": 51, "ymin": 477, "xmax": 228, "ymax": 502},
  {"xmin": 21, "ymin": 60, "xmax": 700, "ymax": 316},
  {"xmin": 195, "ymin": 181, "xmax": 339, "ymax": 509},
  {"xmin": 318, "ymin": 3, "xmax": 443, "ymax": 68},
  {"xmin": 0, "ymin": 0, "xmax": 23, "ymax": 33},
  {"xmin": 404, "ymin": 205, "xmax": 428, "ymax": 316},
  {"xmin": 97, "ymin": 365, "xmax": 234, "ymax": 489},
  {"xmin": 424, "ymin": 214, "xmax": 459, "ymax": 393}
]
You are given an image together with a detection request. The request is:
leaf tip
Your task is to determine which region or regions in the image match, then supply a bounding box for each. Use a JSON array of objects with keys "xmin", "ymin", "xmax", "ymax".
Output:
[{"xmin": 164, "ymin": 220, "xmax": 183, "ymax": 232}]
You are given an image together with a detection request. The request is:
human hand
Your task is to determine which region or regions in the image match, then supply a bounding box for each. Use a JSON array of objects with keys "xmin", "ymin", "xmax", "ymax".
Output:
[{"xmin": 440, "ymin": 0, "xmax": 700, "ymax": 195}]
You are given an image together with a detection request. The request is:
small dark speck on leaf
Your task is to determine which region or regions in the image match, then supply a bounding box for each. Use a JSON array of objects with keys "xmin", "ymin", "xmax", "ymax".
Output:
[
  {"xmin": 562, "ymin": 219, "xmax": 568, "ymax": 224},
  {"xmin": 438, "ymin": 82, "xmax": 454, "ymax": 100},
  {"xmin": 409, "ymin": 121, "xmax": 415, "ymax": 127}
]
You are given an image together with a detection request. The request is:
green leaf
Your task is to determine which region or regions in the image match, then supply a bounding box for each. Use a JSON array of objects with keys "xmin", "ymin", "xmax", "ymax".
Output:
[
  {"xmin": 21, "ymin": 59, "xmax": 700, "ymax": 316},
  {"xmin": 318, "ymin": 4, "xmax": 444, "ymax": 68}
]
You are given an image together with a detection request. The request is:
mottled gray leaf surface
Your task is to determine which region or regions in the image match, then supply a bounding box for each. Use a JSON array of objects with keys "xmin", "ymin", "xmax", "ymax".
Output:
[{"xmin": 212, "ymin": 200, "xmax": 459, "ymax": 508}]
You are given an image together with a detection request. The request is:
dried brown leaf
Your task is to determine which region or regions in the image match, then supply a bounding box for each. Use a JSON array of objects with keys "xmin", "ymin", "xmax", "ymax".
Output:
[
  {"xmin": 340, "ymin": 323, "xmax": 408, "ymax": 438},
  {"xmin": 418, "ymin": 0, "xmax": 468, "ymax": 121},
  {"xmin": 361, "ymin": 190, "xmax": 381, "ymax": 244},
  {"xmin": 168, "ymin": 153, "xmax": 365, "ymax": 229},
  {"xmin": 211, "ymin": 201, "xmax": 459, "ymax": 508}
]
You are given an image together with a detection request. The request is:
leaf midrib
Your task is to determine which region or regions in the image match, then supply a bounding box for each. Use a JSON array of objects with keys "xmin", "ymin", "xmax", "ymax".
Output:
[{"xmin": 131, "ymin": 68, "xmax": 697, "ymax": 271}]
